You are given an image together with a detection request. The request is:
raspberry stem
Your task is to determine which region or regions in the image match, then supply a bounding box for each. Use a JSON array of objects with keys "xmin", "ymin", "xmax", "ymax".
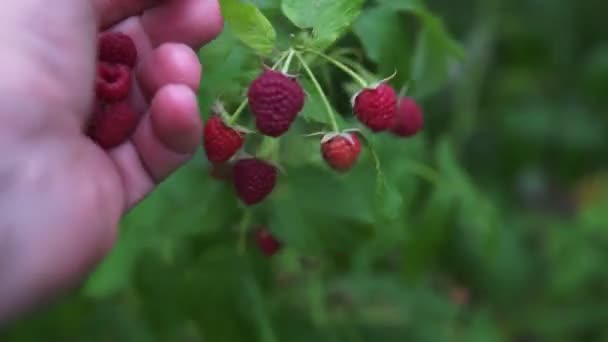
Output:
[
  {"xmin": 294, "ymin": 51, "xmax": 340, "ymax": 133},
  {"xmin": 237, "ymin": 210, "xmax": 253, "ymax": 255},
  {"xmin": 257, "ymin": 136, "xmax": 280, "ymax": 162},
  {"xmin": 301, "ymin": 48, "xmax": 368, "ymax": 88},
  {"xmin": 228, "ymin": 51, "xmax": 291, "ymax": 126},
  {"xmin": 281, "ymin": 49, "xmax": 296, "ymax": 74}
]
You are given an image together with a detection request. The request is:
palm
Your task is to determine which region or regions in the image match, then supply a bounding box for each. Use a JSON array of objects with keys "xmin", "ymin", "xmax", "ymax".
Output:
[{"xmin": 0, "ymin": 0, "xmax": 222, "ymax": 321}]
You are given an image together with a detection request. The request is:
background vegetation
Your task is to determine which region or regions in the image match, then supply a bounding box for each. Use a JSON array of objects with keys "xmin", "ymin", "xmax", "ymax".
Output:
[{"xmin": 4, "ymin": 0, "xmax": 608, "ymax": 341}]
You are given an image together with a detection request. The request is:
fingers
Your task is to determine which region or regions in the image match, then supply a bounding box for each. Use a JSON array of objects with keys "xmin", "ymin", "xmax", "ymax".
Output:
[
  {"xmin": 96, "ymin": 0, "xmax": 223, "ymax": 49},
  {"xmin": 141, "ymin": 0, "xmax": 224, "ymax": 48},
  {"xmin": 137, "ymin": 83, "xmax": 202, "ymax": 159},
  {"xmin": 110, "ymin": 84, "xmax": 202, "ymax": 206},
  {"xmin": 137, "ymin": 43, "xmax": 201, "ymax": 100},
  {"xmin": 94, "ymin": 0, "xmax": 160, "ymax": 29}
]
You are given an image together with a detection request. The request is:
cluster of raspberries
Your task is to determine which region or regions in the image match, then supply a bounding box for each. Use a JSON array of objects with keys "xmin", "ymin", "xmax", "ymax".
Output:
[
  {"xmin": 203, "ymin": 68, "xmax": 424, "ymax": 207},
  {"xmin": 88, "ymin": 32, "xmax": 140, "ymax": 149}
]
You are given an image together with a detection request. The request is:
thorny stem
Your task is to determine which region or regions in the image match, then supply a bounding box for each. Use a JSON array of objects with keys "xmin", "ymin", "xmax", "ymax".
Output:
[
  {"xmin": 295, "ymin": 51, "xmax": 340, "ymax": 133},
  {"xmin": 227, "ymin": 51, "xmax": 291, "ymax": 125},
  {"xmin": 301, "ymin": 48, "xmax": 368, "ymax": 88}
]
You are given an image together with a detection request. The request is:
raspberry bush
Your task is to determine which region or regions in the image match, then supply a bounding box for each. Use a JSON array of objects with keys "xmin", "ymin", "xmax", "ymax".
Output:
[{"xmin": 7, "ymin": 0, "xmax": 608, "ymax": 341}]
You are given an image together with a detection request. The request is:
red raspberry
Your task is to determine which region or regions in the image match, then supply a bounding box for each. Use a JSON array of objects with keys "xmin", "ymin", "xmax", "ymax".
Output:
[
  {"xmin": 255, "ymin": 227, "xmax": 282, "ymax": 257},
  {"xmin": 233, "ymin": 158, "xmax": 277, "ymax": 205},
  {"xmin": 96, "ymin": 62, "xmax": 132, "ymax": 103},
  {"xmin": 390, "ymin": 97, "xmax": 424, "ymax": 137},
  {"xmin": 321, "ymin": 133, "xmax": 362, "ymax": 173},
  {"xmin": 98, "ymin": 31, "xmax": 138, "ymax": 68},
  {"xmin": 247, "ymin": 69, "xmax": 305, "ymax": 137},
  {"xmin": 203, "ymin": 115, "xmax": 245, "ymax": 163},
  {"xmin": 353, "ymin": 83, "xmax": 397, "ymax": 132},
  {"xmin": 88, "ymin": 101, "xmax": 140, "ymax": 149}
]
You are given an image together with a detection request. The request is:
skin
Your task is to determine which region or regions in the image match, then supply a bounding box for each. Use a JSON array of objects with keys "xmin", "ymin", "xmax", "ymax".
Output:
[{"xmin": 0, "ymin": 0, "xmax": 223, "ymax": 323}]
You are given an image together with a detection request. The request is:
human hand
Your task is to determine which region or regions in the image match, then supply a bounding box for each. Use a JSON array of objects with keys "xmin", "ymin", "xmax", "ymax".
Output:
[{"xmin": 0, "ymin": 0, "xmax": 222, "ymax": 322}]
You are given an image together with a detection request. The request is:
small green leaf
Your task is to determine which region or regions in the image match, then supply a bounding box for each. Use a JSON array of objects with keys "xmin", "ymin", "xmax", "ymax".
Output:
[
  {"xmin": 281, "ymin": 0, "xmax": 364, "ymax": 50},
  {"xmin": 220, "ymin": 0, "xmax": 277, "ymax": 55}
]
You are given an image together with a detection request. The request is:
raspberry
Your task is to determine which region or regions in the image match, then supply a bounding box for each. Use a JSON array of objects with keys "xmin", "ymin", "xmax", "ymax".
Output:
[
  {"xmin": 96, "ymin": 62, "xmax": 132, "ymax": 103},
  {"xmin": 88, "ymin": 101, "xmax": 140, "ymax": 149},
  {"xmin": 255, "ymin": 227, "xmax": 282, "ymax": 257},
  {"xmin": 203, "ymin": 115, "xmax": 244, "ymax": 163},
  {"xmin": 321, "ymin": 133, "xmax": 362, "ymax": 173},
  {"xmin": 390, "ymin": 97, "xmax": 424, "ymax": 137},
  {"xmin": 353, "ymin": 83, "xmax": 397, "ymax": 132},
  {"xmin": 98, "ymin": 31, "xmax": 138, "ymax": 68},
  {"xmin": 247, "ymin": 69, "xmax": 305, "ymax": 137},
  {"xmin": 233, "ymin": 158, "xmax": 277, "ymax": 205}
]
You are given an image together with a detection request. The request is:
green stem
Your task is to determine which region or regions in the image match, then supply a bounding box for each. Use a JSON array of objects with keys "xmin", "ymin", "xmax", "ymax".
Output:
[
  {"xmin": 295, "ymin": 51, "xmax": 340, "ymax": 132},
  {"xmin": 301, "ymin": 48, "xmax": 368, "ymax": 88},
  {"xmin": 257, "ymin": 136, "xmax": 280, "ymax": 162},
  {"xmin": 228, "ymin": 99, "xmax": 248, "ymax": 126},
  {"xmin": 281, "ymin": 49, "xmax": 296, "ymax": 74},
  {"xmin": 368, "ymin": 144, "xmax": 387, "ymax": 198},
  {"xmin": 228, "ymin": 51, "xmax": 291, "ymax": 125},
  {"xmin": 237, "ymin": 210, "xmax": 253, "ymax": 255}
]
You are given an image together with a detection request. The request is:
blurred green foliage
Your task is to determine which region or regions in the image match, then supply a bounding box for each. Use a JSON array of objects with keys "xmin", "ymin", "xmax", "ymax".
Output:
[{"xmin": 4, "ymin": 0, "xmax": 608, "ymax": 341}]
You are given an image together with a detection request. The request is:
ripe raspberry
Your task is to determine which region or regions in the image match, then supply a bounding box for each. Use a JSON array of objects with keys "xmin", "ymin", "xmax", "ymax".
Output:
[
  {"xmin": 88, "ymin": 101, "xmax": 140, "ymax": 149},
  {"xmin": 255, "ymin": 227, "xmax": 282, "ymax": 257},
  {"xmin": 203, "ymin": 115, "xmax": 244, "ymax": 163},
  {"xmin": 233, "ymin": 158, "xmax": 277, "ymax": 205},
  {"xmin": 247, "ymin": 69, "xmax": 305, "ymax": 137},
  {"xmin": 98, "ymin": 31, "xmax": 138, "ymax": 68},
  {"xmin": 321, "ymin": 133, "xmax": 362, "ymax": 173},
  {"xmin": 96, "ymin": 62, "xmax": 132, "ymax": 103},
  {"xmin": 353, "ymin": 83, "xmax": 397, "ymax": 132},
  {"xmin": 390, "ymin": 97, "xmax": 424, "ymax": 137}
]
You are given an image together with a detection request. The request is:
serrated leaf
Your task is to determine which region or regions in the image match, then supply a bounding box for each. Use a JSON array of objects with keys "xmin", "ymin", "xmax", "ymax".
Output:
[
  {"xmin": 220, "ymin": 0, "xmax": 276, "ymax": 55},
  {"xmin": 281, "ymin": 0, "xmax": 364, "ymax": 50}
]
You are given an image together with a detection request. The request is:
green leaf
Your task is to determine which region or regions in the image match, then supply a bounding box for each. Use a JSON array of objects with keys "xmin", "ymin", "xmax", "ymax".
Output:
[
  {"xmin": 353, "ymin": 7, "xmax": 403, "ymax": 63},
  {"xmin": 219, "ymin": 0, "xmax": 277, "ymax": 55},
  {"xmin": 353, "ymin": 6, "xmax": 412, "ymax": 83},
  {"xmin": 411, "ymin": 16, "xmax": 464, "ymax": 98},
  {"xmin": 376, "ymin": 0, "xmax": 427, "ymax": 15},
  {"xmin": 281, "ymin": 0, "xmax": 364, "ymax": 50}
]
